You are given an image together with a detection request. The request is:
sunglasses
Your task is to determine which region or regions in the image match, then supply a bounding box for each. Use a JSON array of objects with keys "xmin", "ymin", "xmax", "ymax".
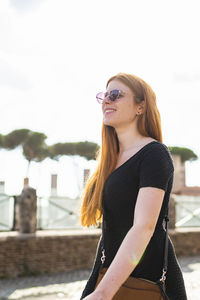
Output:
[{"xmin": 96, "ymin": 89, "xmax": 125, "ymax": 104}]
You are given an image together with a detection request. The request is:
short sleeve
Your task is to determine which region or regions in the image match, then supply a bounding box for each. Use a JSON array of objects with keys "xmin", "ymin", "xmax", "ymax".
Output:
[{"xmin": 138, "ymin": 143, "xmax": 174, "ymax": 192}]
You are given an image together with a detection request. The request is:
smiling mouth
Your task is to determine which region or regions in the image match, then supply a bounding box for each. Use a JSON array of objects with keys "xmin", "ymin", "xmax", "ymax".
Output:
[{"xmin": 104, "ymin": 110, "xmax": 116, "ymax": 115}]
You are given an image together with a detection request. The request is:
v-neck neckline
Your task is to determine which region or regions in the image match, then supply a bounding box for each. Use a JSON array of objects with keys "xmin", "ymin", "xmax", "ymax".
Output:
[{"xmin": 110, "ymin": 140, "xmax": 159, "ymax": 176}]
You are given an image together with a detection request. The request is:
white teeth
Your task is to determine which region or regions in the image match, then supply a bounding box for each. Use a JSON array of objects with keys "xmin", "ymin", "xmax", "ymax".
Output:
[{"xmin": 105, "ymin": 109, "xmax": 115, "ymax": 112}]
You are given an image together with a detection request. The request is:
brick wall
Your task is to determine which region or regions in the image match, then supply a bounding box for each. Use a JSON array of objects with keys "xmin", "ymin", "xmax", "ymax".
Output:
[{"xmin": 0, "ymin": 228, "xmax": 199, "ymax": 279}]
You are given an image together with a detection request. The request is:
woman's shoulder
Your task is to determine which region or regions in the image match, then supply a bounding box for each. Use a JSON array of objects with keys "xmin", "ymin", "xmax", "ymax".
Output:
[
  {"xmin": 141, "ymin": 140, "xmax": 174, "ymax": 163},
  {"xmin": 145, "ymin": 140, "xmax": 171, "ymax": 153}
]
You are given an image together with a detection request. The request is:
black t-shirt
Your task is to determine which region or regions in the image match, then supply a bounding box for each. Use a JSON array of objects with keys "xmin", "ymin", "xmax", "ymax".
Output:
[
  {"xmin": 80, "ymin": 141, "xmax": 188, "ymax": 300},
  {"xmin": 102, "ymin": 140, "xmax": 174, "ymax": 274}
]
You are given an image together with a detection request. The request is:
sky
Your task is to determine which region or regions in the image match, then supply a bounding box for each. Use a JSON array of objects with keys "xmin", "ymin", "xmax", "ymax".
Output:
[{"xmin": 0, "ymin": 0, "xmax": 200, "ymax": 198}]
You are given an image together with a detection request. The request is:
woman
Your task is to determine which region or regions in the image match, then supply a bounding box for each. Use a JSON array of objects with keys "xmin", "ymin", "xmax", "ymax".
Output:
[{"xmin": 79, "ymin": 72, "xmax": 188, "ymax": 300}]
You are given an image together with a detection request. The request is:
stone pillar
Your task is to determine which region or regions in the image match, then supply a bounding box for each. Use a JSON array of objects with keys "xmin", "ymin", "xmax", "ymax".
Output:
[
  {"xmin": 168, "ymin": 194, "xmax": 176, "ymax": 229},
  {"xmin": 24, "ymin": 177, "xmax": 29, "ymax": 187},
  {"xmin": 18, "ymin": 186, "xmax": 37, "ymax": 233},
  {"xmin": 171, "ymin": 154, "xmax": 185, "ymax": 193},
  {"xmin": 51, "ymin": 174, "xmax": 57, "ymax": 196}
]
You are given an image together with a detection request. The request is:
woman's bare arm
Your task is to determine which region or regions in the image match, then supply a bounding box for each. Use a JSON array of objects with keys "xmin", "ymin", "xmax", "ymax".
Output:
[{"xmin": 94, "ymin": 186, "xmax": 165, "ymax": 300}]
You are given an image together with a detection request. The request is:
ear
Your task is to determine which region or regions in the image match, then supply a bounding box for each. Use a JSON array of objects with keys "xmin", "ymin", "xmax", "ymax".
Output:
[{"xmin": 137, "ymin": 100, "xmax": 145, "ymax": 114}]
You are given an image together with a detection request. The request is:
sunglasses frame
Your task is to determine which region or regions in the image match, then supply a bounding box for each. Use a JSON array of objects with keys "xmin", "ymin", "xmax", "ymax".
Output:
[{"xmin": 96, "ymin": 89, "xmax": 126, "ymax": 104}]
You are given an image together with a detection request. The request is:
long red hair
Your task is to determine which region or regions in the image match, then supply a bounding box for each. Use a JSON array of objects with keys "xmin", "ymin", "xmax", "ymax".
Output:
[{"xmin": 78, "ymin": 72, "xmax": 163, "ymax": 227}]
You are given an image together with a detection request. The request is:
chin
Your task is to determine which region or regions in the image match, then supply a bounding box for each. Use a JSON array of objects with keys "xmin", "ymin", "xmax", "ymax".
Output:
[{"xmin": 104, "ymin": 120, "xmax": 114, "ymax": 126}]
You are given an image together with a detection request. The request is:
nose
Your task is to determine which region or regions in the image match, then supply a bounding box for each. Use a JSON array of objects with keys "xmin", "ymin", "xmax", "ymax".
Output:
[
  {"xmin": 103, "ymin": 95, "xmax": 112, "ymax": 105},
  {"xmin": 102, "ymin": 97, "xmax": 111, "ymax": 112}
]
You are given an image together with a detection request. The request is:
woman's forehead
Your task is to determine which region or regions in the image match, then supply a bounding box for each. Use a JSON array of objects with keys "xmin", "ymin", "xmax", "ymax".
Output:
[{"xmin": 106, "ymin": 80, "xmax": 131, "ymax": 93}]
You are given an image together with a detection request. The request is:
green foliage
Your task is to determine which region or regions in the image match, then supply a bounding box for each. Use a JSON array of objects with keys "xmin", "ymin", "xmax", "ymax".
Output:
[
  {"xmin": 22, "ymin": 131, "xmax": 49, "ymax": 162},
  {"xmin": 168, "ymin": 146, "xmax": 198, "ymax": 163},
  {"xmin": 0, "ymin": 129, "xmax": 100, "ymax": 164},
  {"xmin": 0, "ymin": 134, "xmax": 4, "ymax": 148},
  {"xmin": 2, "ymin": 129, "xmax": 30, "ymax": 149},
  {"xmin": 48, "ymin": 141, "xmax": 100, "ymax": 160},
  {"xmin": 2, "ymin": 129, "xmax": 197, "ymax": 167}
]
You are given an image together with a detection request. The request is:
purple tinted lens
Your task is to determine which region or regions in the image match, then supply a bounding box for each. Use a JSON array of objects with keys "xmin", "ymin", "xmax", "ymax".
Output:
[
  {"xmin": 96, "ymin": 90, "xmax": 120, "ymax": 103},
  {"xmin": 109, "ymin": 90, "xmax": 120, "ymax": 101},
  {"xmin": 96, "ymin": 92, "xmax": 105, "ymax": 101}
]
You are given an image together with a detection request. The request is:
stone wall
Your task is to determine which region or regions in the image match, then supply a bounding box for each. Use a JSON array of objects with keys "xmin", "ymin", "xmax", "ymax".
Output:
[{"xmin": 0, "ymin": 228, "xmax": 199, "ymax": 279}]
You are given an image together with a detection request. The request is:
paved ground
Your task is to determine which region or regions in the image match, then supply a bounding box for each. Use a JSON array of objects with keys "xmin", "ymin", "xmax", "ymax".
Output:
[{"xmin": 0, "ymin": 256, "xmax": 199, "ymax": 300}]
